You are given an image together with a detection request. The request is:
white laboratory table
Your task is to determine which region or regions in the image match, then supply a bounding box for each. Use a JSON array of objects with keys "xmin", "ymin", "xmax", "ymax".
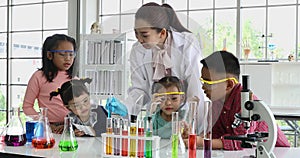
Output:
[{"xmin": 0, "ymin": 134, "xmax": 299, "ymax": 158}]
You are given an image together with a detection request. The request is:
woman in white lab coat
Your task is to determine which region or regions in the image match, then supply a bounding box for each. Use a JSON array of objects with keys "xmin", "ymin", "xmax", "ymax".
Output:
[{"xmin": 127, "ymin": 2, "xmax": 205, "ymax": 125}]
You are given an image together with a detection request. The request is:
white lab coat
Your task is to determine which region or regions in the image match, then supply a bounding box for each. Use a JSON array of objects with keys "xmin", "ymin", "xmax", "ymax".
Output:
[{"xmin": 127, "ymin": 31, "xmax": 205, "ymax": 132}]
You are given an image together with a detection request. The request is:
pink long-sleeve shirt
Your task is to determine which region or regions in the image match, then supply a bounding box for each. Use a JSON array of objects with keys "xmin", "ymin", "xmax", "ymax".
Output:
[
  {"xmin": 23, "ymin": 70, "xmax": 71, "ymax": 123},
  {"xmin": 212, "ymin": 84, "xmax": 290, "ymax": 150}
]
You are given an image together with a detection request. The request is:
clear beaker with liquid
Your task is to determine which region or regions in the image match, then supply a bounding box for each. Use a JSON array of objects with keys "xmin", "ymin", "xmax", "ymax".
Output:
[
  {"xmin": 32, "ymin": 107, "xmax": 55, "ymax": 149},
  {"xmin": 59, "ymin": 117, "xmax": 78, "ymax": 151},
  {"xmin": 4, "ymin": 107, "xmax": 27, "ymax": 146}
]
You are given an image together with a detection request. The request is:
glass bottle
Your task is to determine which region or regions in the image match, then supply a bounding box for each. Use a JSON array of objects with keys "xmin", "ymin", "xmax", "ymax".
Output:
[
  {"xmin": 59, "ymin": 117, "xmax": 78, "ymax": 151},
  {"xmin": 4, "ymin": 107, "xmax": 26, "ymax": 146},
  {"xmin": 32, "ymin": 108, "xmax": 55, "ymax": 149}
]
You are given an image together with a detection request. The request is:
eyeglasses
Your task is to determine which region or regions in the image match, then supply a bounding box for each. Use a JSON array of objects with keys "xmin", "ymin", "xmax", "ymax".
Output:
[
  {"xmin": 153, "ymin": 92, "xmax": 184, "ymax": 102},
  {"xmin": 200, "ymin": 77, "xmax": 238, "ymax": 85},
  {"xmin": 68, "ymin": 96, "xmax": 90, "ymax": 110},
  {"xmin": 49, "ymin": 50, "xmax": 76, "ymax": 58}
]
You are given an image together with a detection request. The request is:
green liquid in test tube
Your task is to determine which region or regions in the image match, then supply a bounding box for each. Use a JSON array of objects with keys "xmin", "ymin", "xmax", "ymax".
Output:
[
  {"xmin": 145, "ymin": 117, "xmax": 153, "ymax": 158},
  {"xmin": 172, "ymin": 134, "xmax": 179, "ymax": 158},
  {"xmin": 172, "ymin": 112, "xmax": 179, "ymax": 158}
]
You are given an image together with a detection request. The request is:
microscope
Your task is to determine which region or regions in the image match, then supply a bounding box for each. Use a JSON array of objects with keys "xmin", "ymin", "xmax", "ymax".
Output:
[{"xmin": 224, "ymin": 75, "xmax": 277, "ymax": 158}]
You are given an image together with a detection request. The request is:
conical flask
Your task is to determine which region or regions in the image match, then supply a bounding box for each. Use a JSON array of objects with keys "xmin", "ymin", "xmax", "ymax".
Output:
[
  {"xmin": 32, "ymin": 107, "xmax": 55, "ymax": 149},
  {"xmin": 4, "ymin": 107, "xmax": 26, "ymax": 146},
  {"xmin": 59, "ymin": 116, "xmax": 78, "ymax": 152}
]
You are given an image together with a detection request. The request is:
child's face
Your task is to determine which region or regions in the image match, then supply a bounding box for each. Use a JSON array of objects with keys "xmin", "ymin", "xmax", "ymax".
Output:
[
  {"xmin": 201, "ymin": 67, "xmax": 228, "ymax": 102},
  {"xmin": 155, "ymin": 86, "xmax": 182, "ymax": 116},
  {"xmin": 48, "ymin": 41, "xmax": 75, "ymax": 71},
  {"xmin": 68, "ymin": 93, "xmax": 91, "ymax": 120}
]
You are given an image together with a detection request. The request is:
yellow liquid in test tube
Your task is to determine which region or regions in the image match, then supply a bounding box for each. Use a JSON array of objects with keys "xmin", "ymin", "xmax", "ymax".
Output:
[
  {"xmin": 129, "ymin": 126, "xmax": 137, "ymax": 157},
  {"xmin": 106, "ymin": 127, "xmax": 113, "ymax": 155}
]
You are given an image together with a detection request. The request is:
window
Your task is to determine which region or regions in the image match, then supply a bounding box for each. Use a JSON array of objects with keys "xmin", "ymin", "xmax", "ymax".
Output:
[
  {"xmin": 98, "ymin": 0, "xmax": 299, "ymax": 61},
  {"xmin": 0, "ymin": 0, "xmax": 68, "ymax": 126}
]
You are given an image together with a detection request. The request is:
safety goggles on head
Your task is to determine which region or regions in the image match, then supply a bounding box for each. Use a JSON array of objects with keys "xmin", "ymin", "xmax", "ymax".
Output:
[
  {"xmin": 49, "ymin": 50, "xmax": 76, "ymax": 58},
  {"xmin": 200, "ymin": 77, "xmax": 238, "ymax": 85}
]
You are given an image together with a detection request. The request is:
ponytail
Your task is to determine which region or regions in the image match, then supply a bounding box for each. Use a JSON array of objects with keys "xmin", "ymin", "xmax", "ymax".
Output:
[
  {"xmin": 135, "ymin": 2, "xmax": 190, "ymax": 33},
  {"xmin": 49, "ymin": 78, "xmax": 92, "ymax": 105},
  {"xmin": 161, "ymin": 3, "xmax": 191, "ymax": 33}
]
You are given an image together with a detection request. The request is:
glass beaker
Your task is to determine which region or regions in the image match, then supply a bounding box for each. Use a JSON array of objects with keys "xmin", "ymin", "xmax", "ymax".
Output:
[
  {"xmin": 59, "ymin": 117, "xmax": 78, "ymax": 152},
  {"xmin": 203, "ymin": 101, "xmax": 212, "ymax": 158},
  {"xmin": 25, "ymin": 115, "xmax": 39, "ymax": 143},
  {"xmin": 32, "ymin": 108, "xmax": 55, "ymax": 149},
  {"xmin": 4, "ymin": 107, "xmax": 27, "ymax": 146}
]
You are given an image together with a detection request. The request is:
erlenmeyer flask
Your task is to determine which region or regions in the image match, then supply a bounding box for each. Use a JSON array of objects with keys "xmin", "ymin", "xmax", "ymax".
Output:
[
  {"xmin": 32, "ymin": 107, "xmax": 55, "ymax": 149},
  {"xmin": 59, "ymin": 117, "xmax": 78, "ymax": 151},
  {"xmin": 4, "ymin": 107, "xmax": 26, "ymax": 146}
]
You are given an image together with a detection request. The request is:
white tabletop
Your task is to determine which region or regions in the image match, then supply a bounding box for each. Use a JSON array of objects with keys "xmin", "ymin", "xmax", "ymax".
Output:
[{"xmin": 0, "ymin": 134, "xmax": 299, "ymax": 158}]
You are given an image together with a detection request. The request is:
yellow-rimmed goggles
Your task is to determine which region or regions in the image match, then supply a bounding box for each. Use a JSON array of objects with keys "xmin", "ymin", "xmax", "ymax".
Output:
[
  {"xmin": 200, "ymin": 77, "xmax": 238, "ymax": 85},
  {"xmin": 153, "ymin": 92, "xmax": 184, "ymax": 103},
  {"xmin": 153, "ymin": 92, "xmax": 185, "ymax": 96}
]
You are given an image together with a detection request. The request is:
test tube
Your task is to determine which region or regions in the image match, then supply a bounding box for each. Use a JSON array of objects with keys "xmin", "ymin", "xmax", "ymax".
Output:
[
  {"xmin": 203, "ymin": 101, "xmax": 212, "ymax": 158},
  {"xmin": 129, "ymin": 115, "xmax": 137, "ymax": 157},
  {"xmin": 188, "ymin": 101, "xmax": 197, "ymax": 158},
  {"xmin": 145, "ymin": 117, "xmax": 153, "ymax": 158},
  {"xmin": 121, "ymin": 119, "xmax": 129, "ymax": 156},
  {"xmin": 106, "ymin": 118, "xmax": 113, "ymax": 155},
  {"xmin": 113, "ymin": 118, "xmax": 120, "ymax": 156},
  {"xmin": 137, "ymin": 119, "xmax": 144, "ymax": 157},
  {"xmin": 172, "ymin": 112, "xmax": 179, "ymax": 158}
]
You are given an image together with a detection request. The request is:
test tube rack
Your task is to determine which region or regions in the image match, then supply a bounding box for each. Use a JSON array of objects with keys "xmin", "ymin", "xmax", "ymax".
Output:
[{"xmin": 101, "ymin": 133, "xmax": 160, "ymax": 158}]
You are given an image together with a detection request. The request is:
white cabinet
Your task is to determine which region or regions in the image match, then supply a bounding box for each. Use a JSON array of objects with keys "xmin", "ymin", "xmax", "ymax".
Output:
[
  {"xmin": 79, "ymin": 33, "xmax": 133, "ymax": 103},
  {"xmin": 240, "ymin": 62, "xmax": 300, "ymax": 107}
]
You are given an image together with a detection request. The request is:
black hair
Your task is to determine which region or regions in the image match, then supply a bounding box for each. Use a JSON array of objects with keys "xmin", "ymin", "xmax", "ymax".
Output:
[
  {"xmin": 152, "ymin": 76, "xmax": 184, "ymax": 94},
  {"xmin": 40, "ymin": 34, "xmax": 78, "ymax": 82},
  {"xmin": 49, "ymin": 78, "xmax": 92, "ymax": 106},
  {"xmin": 200, "ymin": 51, "xmax": 240, "ymax": 79},
  {"xmin": 135, "ymin": 2, "xmax": 191, "ymax": 33}
]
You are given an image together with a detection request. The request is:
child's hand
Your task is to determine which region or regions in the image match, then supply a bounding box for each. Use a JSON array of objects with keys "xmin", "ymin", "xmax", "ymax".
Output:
[
  {"xmin": 74, "ymin": 129, "xmax": 85, "ymax": 137},
  {"xmin": 50, "ymin": 124, "xmax": 64, "ymax": 134},
  {"xmin": 180, "ymin": 121, "xmax": 190, "ymax": 139},
  {"xmin": 183, "ymin": 135, "xmax": 204, "ymax": 148},
  {"xmin": 150, "ymin": 94, "xmax": 166, "ymax": 114}
]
